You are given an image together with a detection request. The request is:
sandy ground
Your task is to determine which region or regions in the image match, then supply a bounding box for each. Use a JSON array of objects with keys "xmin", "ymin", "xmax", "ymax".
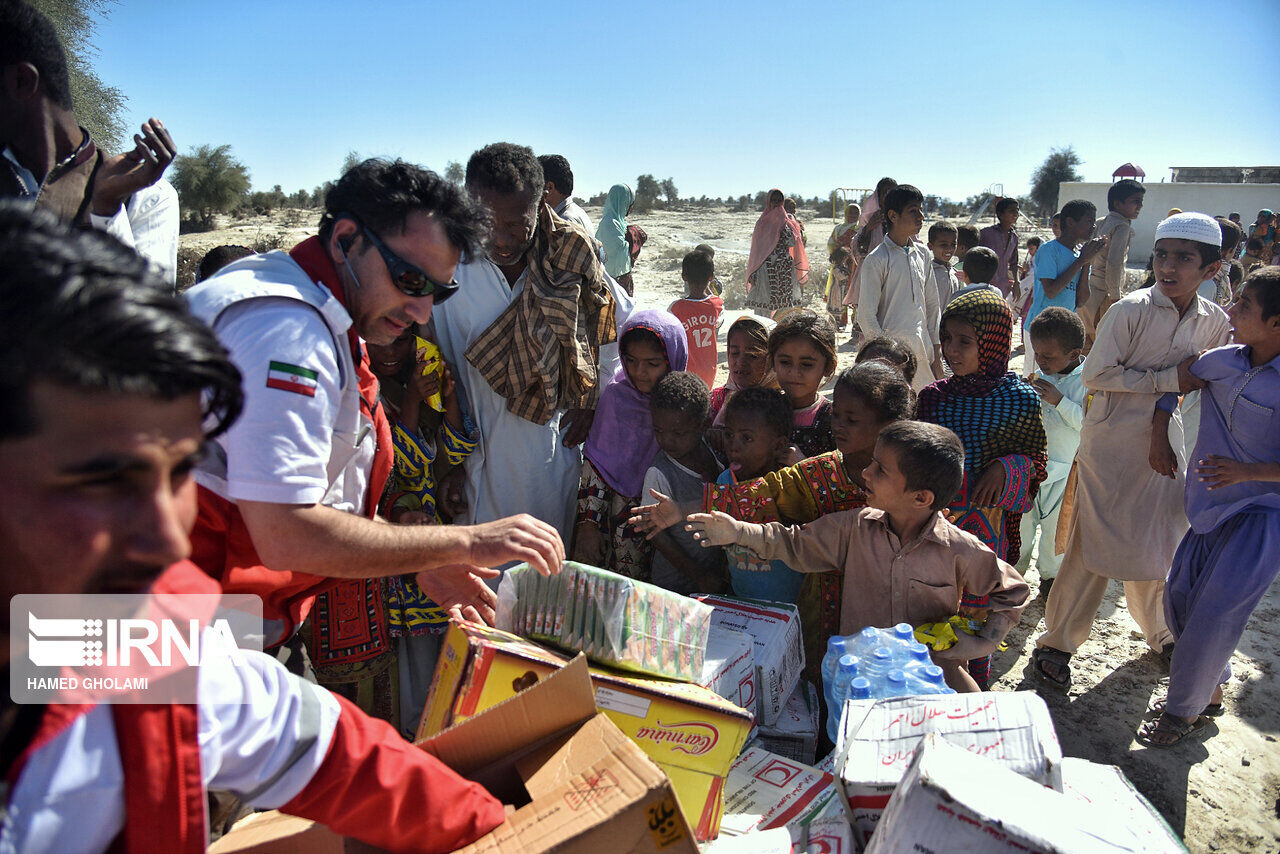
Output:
[{"xmin": 182, "ymin": 206, "xmax": 1280, "ymax": 852}]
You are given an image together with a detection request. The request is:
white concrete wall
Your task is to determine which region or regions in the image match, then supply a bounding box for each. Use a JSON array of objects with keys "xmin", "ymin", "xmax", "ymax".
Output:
[{"xmin": 1058, "ymin": 182, "xmax": 1280, "ymax": 263}]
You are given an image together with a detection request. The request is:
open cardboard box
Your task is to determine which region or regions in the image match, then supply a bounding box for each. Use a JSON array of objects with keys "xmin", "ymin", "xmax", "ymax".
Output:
[
  {"xmin": 212, "ymin": 655, "xmax": 698, "ymax": 854},
  {"xmin": 418, "ymin": 620, "xmax": 753, "ymax": 842}
]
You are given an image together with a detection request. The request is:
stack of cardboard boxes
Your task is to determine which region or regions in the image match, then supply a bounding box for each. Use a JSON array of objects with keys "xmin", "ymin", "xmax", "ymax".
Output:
[{"xmin": 212, "ymin": 579, "xmax": 1190, "ymax": 854}]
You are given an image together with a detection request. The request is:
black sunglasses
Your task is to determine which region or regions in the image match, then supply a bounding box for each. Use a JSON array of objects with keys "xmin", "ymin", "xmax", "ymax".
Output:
[{"xmin": 345, "ymin": 216, "xmax": 459, "ymax": 302}]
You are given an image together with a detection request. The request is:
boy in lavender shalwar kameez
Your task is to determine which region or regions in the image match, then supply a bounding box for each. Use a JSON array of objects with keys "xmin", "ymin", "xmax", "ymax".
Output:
[{"xmin": 1138, "ymin": 267, "xmax": 1280, "ymax": 747}]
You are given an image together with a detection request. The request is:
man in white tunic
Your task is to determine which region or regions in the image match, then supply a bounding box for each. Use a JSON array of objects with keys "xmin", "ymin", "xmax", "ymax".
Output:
[
  {"xmin": 1034, "ymin": 214, "xmax": 1231, "ymax": 689},
  {"xmin": 434, "ymin": 143, "xmax": 631, "ymax": 545}
]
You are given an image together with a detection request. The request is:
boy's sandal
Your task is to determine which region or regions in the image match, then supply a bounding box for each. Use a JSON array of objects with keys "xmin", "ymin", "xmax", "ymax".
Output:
[
  {"xmin": 1147, "ymin": 696, "xmax": 1224, "ymax": 718},
  {"xmin": 1031, "ymin": 646, "xmax": 1072, "ymax": 690},
  {"xmin": 1136, "ymin": 713, "xmax": 1209, "ymax": 749}
]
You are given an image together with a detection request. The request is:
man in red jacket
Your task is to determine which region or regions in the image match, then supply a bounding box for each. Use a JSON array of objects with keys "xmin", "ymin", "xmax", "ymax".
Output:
[
  {"xmin": 0, "ymin": 203, "xmax": 504, "ymax": 853},
  {"xmin": 183, "ymin": 158, "xmax": 564, "ymax": 661}
]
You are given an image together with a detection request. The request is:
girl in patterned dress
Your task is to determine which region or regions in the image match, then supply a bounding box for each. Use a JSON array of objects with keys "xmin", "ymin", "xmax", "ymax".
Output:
[
  {"xmin": 917, "ymin": 287, "xmax": 1046, "ymax": 687},
  {"xmin": 769, "ymin": 310, "xmax": 838, "ymax": 458}
]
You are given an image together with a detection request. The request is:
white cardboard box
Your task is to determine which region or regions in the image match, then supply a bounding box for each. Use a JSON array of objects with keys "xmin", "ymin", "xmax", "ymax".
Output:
[
  {"xmin": 699, "ymin": 626, "xmax": 757, "ymax": 712},
  {"xmin": 1059, "ymin": 758, "xmax": 1188, "ymax": 853},
  {"xmin": 719, "ymin": 747, "xmax": 836, "ymax": 837},
  {"xmin": 835, "ymin": 691, "xmax": 1063, "ymax": 846},
  {"xmin": 865, "ymin": 735, "xmax": 1169, "ymax": 854},
  {"xmin": 758, "ymin": 681, "xmax": 819, "ymax": 765},
  {"xmin": 698, "ymin": 596, "xmax": 804, "ymax": 726},
  {"xmin": 803, "ymin": 792, "xmax": 856, "ymax": 854}
]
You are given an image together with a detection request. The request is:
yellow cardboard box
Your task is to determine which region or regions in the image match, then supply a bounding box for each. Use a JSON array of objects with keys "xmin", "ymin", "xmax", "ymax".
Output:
[{"xmin": 419, "ymin": 621, "xmax": 754, "ymax": 841}]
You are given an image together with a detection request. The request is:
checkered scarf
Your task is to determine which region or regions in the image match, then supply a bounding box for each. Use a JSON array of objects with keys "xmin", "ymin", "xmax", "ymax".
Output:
[{"xmin": 465, "ymin": 204, "xmax": 617, "ymax": 425}]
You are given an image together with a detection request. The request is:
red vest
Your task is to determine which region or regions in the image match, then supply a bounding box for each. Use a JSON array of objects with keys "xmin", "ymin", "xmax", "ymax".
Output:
[
  {"xmin": 189, "ymin": 237, "xmax": 393, "ymax": 645},
  {"xmin": 6, "ymin": 562, "xmax": 214, "ymax": 854}
]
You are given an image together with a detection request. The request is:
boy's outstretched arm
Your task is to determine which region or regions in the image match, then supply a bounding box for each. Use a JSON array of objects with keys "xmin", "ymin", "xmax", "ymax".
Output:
[
  {"xmin": 688, "ymin": 510, "xmax": 852, "ymax": 575},
  {"xmin": 685, "ymin": 510, "xmax": 752, "ymax": 546}
]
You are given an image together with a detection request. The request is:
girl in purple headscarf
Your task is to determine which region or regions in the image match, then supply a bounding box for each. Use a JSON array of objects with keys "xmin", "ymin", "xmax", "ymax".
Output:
[{"xmin": 573, "ymin": 309, "xmax": 689, "ymax": 578}]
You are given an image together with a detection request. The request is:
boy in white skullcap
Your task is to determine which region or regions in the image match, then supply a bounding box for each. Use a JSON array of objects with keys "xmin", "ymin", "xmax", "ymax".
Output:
[{"xmin": 1032, "ymin": 212, "xmax": 1230, "ymax": 691}]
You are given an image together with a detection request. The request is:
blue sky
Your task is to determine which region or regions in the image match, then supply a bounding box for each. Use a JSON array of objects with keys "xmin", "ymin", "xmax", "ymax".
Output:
[{"xmin": 95, "ymin": 0, "xmax": 1279, "ymax": 203}]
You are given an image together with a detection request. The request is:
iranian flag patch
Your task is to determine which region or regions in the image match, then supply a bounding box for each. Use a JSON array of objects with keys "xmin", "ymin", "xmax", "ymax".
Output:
[{"xmin": 266, "ymin": 361, "xmax": 318, "ymax": 396}]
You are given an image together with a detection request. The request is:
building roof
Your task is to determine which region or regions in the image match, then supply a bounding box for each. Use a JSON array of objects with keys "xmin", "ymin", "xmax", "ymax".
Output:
[
  {"xmin": 1169, "ymin": 166, "xmax": 1280, "ymax": 184},
  {"xmin": 1112, "ymin": 163, "xmax": 1145, "ymax": 178}
]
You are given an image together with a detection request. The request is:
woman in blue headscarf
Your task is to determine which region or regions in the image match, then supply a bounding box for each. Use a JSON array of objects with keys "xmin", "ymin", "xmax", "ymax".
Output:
[{"xmin": 596, "ymin": 183, "xmax": 635, "ymax": 294}]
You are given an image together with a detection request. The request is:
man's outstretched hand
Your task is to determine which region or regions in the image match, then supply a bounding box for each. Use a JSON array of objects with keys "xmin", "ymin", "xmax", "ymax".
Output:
[
  {"xmin": 92, "ymin": 118, "xmax": 176, "ymax": 216},
  {"xmin": 467, "ymin": 513, "xmax": 565, "ymax": 576},
  {"xmin": 414, "ymin": 565, "xmax": 500, "ymax": 625}
]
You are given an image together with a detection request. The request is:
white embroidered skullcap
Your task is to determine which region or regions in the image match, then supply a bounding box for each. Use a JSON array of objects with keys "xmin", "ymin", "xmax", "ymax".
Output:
[{"xmin": 1154, "ymin": 212, "xmax": 1222, "ymax": 246}]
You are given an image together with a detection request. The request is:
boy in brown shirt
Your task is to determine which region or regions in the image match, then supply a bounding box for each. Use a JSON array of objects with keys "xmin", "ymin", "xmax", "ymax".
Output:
[{"xmin": 686, "ymin": 421, "xmax": 1028, "ymax": 692}]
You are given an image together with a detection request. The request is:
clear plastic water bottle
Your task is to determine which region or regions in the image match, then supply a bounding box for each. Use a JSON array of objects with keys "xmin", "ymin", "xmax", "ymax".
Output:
[
  {"xmin": 821, "ymin": 636, "xmax": 849, "ymax": 707},
  {"xmin": 905, "ymin": 663, "xmax": 954, "ymax": 695},
  {"xmin": 848, "ymin": 626, "xmax": 881, "ymax": 657},
  {"xmin": 863, "ymin": 646, "xmax": 895, "ymax": 677},
  {"xmin": 906, "ymin": 641, "xmax": 932, "ymax": 666},
  {"xmin": 884, "ymin": 669, "xmax": 909, "ymax": 698},
  {"xmin": 848, "ymin": 676, "xmax": 872, "ymax": 700},
  {"xmin": 892, "ymin": 623, "xmax": 915, "ymax": 643},
  {"xmin": 827, "ymin": 655, "xmax": 861, "ymax": 742}
]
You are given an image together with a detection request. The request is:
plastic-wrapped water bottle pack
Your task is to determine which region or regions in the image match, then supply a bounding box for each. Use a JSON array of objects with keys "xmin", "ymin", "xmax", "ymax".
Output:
[{"xmin": 820, "ymin": 624, "xmax": 955, "ymax": 742}]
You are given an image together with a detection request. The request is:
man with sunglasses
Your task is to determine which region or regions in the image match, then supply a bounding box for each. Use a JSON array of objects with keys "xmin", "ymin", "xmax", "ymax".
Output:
[{"xmin": 184, "ymin": 158, "xmax": 565, "ymax": 662}]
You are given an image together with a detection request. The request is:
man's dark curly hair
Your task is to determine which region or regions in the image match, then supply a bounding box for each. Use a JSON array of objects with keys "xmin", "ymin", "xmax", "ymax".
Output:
[
  {"xmin": 318, "ymin": 158, "xmax": 489, "ymax": 262},
  {"xmin": 649, "ymin": 371, "xmax": 710, "ymax": 423},
  {"xmin": 465, "ymin": 143, "xmax": 544, "ymax": 204}
]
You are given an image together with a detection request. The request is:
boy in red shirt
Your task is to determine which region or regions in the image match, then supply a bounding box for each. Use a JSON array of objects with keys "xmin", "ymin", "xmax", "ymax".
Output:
[{"xmin": 669, "ymin": 248, "xmax": 725, "ymax": 388}]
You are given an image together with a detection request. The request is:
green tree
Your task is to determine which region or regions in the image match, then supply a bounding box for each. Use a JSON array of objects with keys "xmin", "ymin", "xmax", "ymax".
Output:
[
  {"xmin": 964, "ymin": 192, "xmax": 995, "ymax": 214},
  {"xmin": 660, "ymin": 177, "xmax": 678, "ymax": 206},
  {"xmin": 1030, "ymin": 147, "xmax": 1084, "ymax": 216},
  {"xmin": 445, "ymin": 161, "xmax": 464, "ymax": 185},
  {"xmin": 30, "ymin": 0, "xmax": 127, "ymax": 152},
  {"xmin": 341, "ymin": 150, "xmax": 363, "ymax": 175},
  {"xmin": 170, "ymin": 144, "xmax": 250, "ymax": 229},
  {"xmin": 633, "ymin": 174, "xmax": 661, "ymax": 213}
]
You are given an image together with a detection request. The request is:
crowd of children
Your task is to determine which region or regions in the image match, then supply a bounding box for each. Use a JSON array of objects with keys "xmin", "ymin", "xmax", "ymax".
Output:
[
  {"xmin": 206, "ymin": 188, "xmax": 1280, "ymax": 754},
  {"xmin": 614, "ymin": 201, "xmax": 1280, "ymax": 755}
]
